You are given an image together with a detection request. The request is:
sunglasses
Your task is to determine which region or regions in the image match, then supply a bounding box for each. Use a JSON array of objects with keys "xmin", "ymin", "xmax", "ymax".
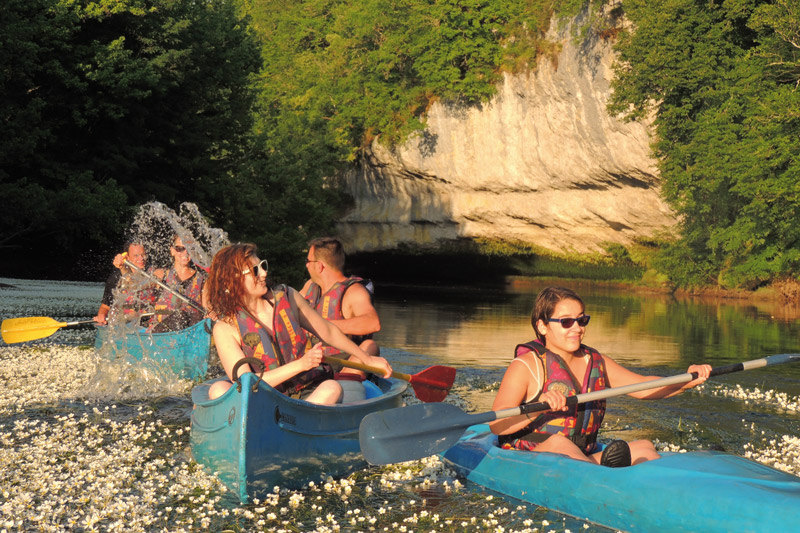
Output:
[
  {"xmin": 547, "ymin": 315, "xmax": 591, "ymax": 328},
  {"xmin": 242, "ymin": 259, "xmax": 269, "ymax": 277},
  {"xmin": 173, "ymin": 245, "xmax": 187, "ymax": 252}
]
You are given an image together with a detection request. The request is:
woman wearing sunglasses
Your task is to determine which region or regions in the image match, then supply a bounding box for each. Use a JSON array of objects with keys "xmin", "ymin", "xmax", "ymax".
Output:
[
  {"xmin": 147, "ymin": 235, "xmax": 208, "ymax": 332},
  {"xmin": 490, "ymin": 286, "xmax": 710, "ymax": 467},
  {"xmin": 204, "ymin": 243, "xmax": 392, "ymax": 403}
]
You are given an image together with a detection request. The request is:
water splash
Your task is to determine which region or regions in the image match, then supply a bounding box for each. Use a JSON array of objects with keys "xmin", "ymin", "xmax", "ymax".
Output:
[{"xmin": 128, "ymin": 201, "xmax": 229, "ymax": 270}]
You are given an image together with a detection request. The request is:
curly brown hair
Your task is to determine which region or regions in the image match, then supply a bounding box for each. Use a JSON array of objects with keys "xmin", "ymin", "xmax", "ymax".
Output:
[{"xmin": 206, "ymin": 243, "xmax": 264, "ymax": 319}]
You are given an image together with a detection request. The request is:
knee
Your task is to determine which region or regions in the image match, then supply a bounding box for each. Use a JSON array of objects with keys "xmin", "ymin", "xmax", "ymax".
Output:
[
  {"xmin": 629, "ymin": 439, "xmax": 661, "ymax": 464},
  {"xmin": 208, "ymin": 380, "xmax": 232, "ymax": 400},
  {"xmin": 310, "ymin": 380, "xmax": 343, "ymax": 405},
  {"xmin": 360, "ymin": 340, "xmax": 379, "ymax": 356}
]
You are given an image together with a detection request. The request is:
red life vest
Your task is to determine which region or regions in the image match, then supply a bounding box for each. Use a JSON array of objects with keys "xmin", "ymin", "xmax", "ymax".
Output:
[
  {"xmin": 499, "ymin": 339, "xmax": 607, "ymax": 454},
  {"xmin": 110, "ymin": 269, "xmax": 157, "ymax": 323},
  {"xmin": 235, "ymin": 285, "xmax": 333, "ymax": 394},
  {"xmin": 302, "ymin": 276, "xmax": 374, "ymax": 356},
  {"xmin": 149, "ymin": 268, "xmax": 206, "ymax": 327}
]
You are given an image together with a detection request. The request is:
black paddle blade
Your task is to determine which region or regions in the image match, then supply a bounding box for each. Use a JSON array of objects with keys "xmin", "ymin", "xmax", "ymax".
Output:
[
  {"xmin": 409, "ymin": 365, "xmax": 457, "ymax": 402},
  {"xmin": 359, "ymin": 402, "xmax": 487, "ymax": 465}
]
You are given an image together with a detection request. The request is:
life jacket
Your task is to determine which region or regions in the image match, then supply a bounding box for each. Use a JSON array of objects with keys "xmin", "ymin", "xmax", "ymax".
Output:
[
  {"xmin": 498, "ymin": 339, "xmax": 607, "ymax": 454},
  {"xmin": 302, "ymin": 276, "xmax": 374, "ymax": 356},
  {"xmin": 149, "ymin": 268, "xmax": 206, "ymax": 328},
  {"xmin": 109, "ymin": 269, "xmax": 157, "ymax": 323},
  {"xmin": 235, "ymin": 284, "xmax": 333, "ymax": 394}
]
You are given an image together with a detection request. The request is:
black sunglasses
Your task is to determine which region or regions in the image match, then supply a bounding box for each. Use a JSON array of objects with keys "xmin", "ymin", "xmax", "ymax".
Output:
[
  {"xmin": 547, "ymin": 315, "xmax": 591, "ymax": 328},
  {"xmin": 242, "ymin": 259, "xmax": 269, "ymax": 277},
  {"xmin": 173, "ymin": 245, "xmax": 187, "ymax": 252}
]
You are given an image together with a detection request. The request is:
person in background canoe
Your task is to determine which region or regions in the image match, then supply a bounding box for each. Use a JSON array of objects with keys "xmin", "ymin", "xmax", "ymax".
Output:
[
  {"xmin": 490, "ymin": 286, "xmax": 711, "ymax": 467},
  {"xmin": 301, "ymin": 236, "xmax": 380, "ymax": 401},
  {"xmin": 204, "ymin": 243, "xmax": 393, "ymax": 403},
  {"xmin": 146, "ymin": 234, "xmax": 209, "ymax": 333},
  {"xmin": 93, "ymin": 241, "xmax": 160, "ymax": 325}
]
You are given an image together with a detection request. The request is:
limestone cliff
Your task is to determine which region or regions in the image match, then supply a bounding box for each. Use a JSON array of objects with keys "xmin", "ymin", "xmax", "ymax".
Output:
[{"xmin": 336, "ymin": 21, "xmax": 677, "ymax": 256}]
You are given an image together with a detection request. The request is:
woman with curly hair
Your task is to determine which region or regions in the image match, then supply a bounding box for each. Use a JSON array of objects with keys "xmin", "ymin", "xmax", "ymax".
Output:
[{"xmin": 205, "ymin": 243, "xmax": 392, "ymax": 403}]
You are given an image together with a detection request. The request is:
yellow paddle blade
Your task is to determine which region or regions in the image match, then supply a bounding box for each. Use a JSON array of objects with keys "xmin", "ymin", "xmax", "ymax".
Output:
[{"xmin": 1, "ymin": 316, "xmax": 67, "ymax": 344}]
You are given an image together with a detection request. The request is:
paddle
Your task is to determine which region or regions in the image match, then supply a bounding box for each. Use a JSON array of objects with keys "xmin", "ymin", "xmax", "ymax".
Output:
[
  {"xmin": 1, "ymin": 316, "xmax": 97, "ymax": 344},
  {"xmin": 359, "ymin": 353, "xmax": 800, "ymax": 465},
  {"xmin": 1, "ymin": 313, "xmax": 159, "ymax": 344},
  {"xmin": 325, "ymin": 356, "xmax": 456, "ymax": 403},
  {"xmin": 122, "ymin": 258, "xmax": 205, "ymax": 314}
]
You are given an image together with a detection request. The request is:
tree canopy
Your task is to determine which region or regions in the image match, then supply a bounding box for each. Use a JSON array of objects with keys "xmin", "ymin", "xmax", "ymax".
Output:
[{"xmin": 609, "ymin": 0, "xmax": 800, "ymax": 289}]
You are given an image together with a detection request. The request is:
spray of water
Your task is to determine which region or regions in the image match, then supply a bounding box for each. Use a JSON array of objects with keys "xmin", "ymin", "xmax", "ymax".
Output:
[{"xmin": 91, "ymin": 202, "xmax": 228, "ymax": 398}]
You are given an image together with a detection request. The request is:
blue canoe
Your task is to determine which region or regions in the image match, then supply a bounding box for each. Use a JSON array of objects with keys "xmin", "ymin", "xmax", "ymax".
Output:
[
  {"xmin": 441, "ymin": 424, "xmax": 800, "ymax": 532},
  {"xmin": 94, "ymin": 318, "xmax": 212, "ymax": 380},
  {"xmin": 190, "ymin": 372, "xmax": 408, "ymax": 503}
]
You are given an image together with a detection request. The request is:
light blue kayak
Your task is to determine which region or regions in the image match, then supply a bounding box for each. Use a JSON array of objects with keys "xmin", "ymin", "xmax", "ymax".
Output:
[
  {"xmin": 441, "ymin": 424, "xmax": 800, "ymax": 532},
  {"xmin": 94, "ymin": 318, "xmax": 212, "ymax": 380},
  {"xmin": 190, "ymin": 372, "xmax": 408, "ymax": 503}
]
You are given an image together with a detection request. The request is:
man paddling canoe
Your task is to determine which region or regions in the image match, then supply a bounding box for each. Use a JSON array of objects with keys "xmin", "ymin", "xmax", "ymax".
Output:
[
  {"xmin": 491, "ymin": 286, "xmax": 711, "ymax": 467},
  {"xmin": 93, "ymin": 241, "xmax": 160, "ymax": 325},
  {"xmin": 301, "ymin": 236, "xmax": 381, "ymax": 401}
]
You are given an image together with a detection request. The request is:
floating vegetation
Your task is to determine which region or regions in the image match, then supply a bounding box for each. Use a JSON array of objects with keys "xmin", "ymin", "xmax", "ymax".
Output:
[{"xmin": 707, "ymin": 383, "xmax": 800, "ymax": 413}]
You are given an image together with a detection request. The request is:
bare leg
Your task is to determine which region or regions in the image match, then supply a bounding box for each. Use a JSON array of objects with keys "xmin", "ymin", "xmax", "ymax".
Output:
[
  {"xmin": 208, "ymin": 380, "xmax": 233, "ymax": 400},
  {"xmin": 630, "ymin": 440, "xmax": 661, "ymax": 465},
  {"xmin": 306, "ymin": 380, "xmax": 343, "ymax": 405},
  {"xmin": 534, "ymin": 433, "xmax": 595, "ymax": 463}
]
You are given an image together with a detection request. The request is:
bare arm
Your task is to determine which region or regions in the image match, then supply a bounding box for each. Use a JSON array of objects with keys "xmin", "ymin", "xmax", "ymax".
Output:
[
  {"xmin": 94, "ymin": 303, "xmax": 110, "ymax": 325},
  {"xmin": 333, "ymin": 283, "xmax": 380, "ymax": 336},
  {"xmin": 603, "ymin": 356, "xmax": 711, "ymax": 399},
  {"xmin": 212, "ymin": 319, "xmax": 324, "ymax": 388},
  {"xmin": 290, "ymin": 288, "xmax": 392, "ymax": 377}
]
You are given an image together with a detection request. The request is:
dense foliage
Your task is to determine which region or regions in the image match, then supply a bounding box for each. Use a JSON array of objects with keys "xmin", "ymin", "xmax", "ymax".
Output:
[
  {"xmin": 608, "ymin": 0, "xmax": 800, "ymax": 289},
  {"xmin": 1, "ymin": 0, "xmax": 264, "ymax": 278},
  {"xmin": 5, "ymin": 0, "xmax": 799, "ymax": 289}
]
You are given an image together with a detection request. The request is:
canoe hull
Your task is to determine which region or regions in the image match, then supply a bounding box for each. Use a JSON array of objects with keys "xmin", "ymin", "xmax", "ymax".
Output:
[
  {"xmin": 94, "ymin": 318, "xmax": 212, "ymax": 380},
  {"xmin": 190, "ymin": 373, "xmax": 408, "ymax": 503},
  {"xmin": 441, "ymin": 424, "xmax": 800, "ymax": 532}
]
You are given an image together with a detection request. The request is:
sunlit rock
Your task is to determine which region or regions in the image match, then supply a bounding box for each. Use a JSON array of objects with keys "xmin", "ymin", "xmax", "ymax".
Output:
[{"xmin": 338, "ymin": 18, "xmax": 676, "ymax": 254}]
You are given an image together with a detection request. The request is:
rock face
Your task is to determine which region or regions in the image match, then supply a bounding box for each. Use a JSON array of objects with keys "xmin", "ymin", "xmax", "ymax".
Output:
[{"xmin": 336, "ymin": 22, "xmax": 677, "ymax": 255}]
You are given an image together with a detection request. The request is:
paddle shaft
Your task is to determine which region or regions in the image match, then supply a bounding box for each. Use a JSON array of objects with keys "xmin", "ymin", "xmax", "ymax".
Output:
[
  {"xmin": 123, "ymin": 259, "xmax": 205, "ymax": 313},
  {"xmin": 324, "ymin": 356, "xmax": 407, "ymax": 380},
  {"xmin": 359, "ymin": 353, "xmax": 800, "ymax": 465},
  {"xmin": 500, "ymin": 353, "xmax": 799, "ymax": 422}
]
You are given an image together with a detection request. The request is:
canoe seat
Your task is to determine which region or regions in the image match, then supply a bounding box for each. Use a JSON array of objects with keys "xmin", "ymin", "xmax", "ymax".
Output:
[{"xmin": 363, "ymin": 380, "xmax": 383, "ymax": 399}]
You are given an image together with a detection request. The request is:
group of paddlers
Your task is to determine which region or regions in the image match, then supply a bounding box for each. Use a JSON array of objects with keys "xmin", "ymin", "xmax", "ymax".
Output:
[{"xmin": 96, "ymin": 237, "xmax": 711, "ymax": 468}]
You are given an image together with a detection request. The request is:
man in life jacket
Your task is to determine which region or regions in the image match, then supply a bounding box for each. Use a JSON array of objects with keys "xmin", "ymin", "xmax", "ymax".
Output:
[
  {"xmin": 94, "ymin": 241, "xmax": 160, "ymax": 325},
  {"xmin": 301, "ymin": 237, "xmax": 381, "ymax": 399}
]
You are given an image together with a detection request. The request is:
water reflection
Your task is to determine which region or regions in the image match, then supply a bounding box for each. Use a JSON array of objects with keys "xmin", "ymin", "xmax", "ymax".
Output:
[{"xmin": 374, "ymin": 277, "xmax": 800, "ymax": 378}]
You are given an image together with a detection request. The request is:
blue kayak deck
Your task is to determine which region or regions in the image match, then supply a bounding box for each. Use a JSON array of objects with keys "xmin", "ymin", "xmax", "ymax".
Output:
[{"xmin": 441, "ymin": 424, "xmax": 800, "ymax": 532}]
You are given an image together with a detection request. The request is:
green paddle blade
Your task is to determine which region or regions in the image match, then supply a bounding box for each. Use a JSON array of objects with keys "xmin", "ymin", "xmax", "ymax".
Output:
[{"xmin": 1, "ymin": 317, "xmax": 67, "ymax": 344}]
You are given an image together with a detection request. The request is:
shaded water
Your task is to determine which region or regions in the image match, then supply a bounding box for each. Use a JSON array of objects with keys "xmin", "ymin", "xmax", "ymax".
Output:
[{"xmin": 2, "ymin": 276, "xmax": 800, "ymax": 532}]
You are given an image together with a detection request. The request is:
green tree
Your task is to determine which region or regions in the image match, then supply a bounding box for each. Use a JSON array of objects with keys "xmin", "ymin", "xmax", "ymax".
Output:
[
  {"xmin": 609, "ymin": 0, "xmax": 800, "ymax": 289},
  {"xmin": 1, "ymin": 0, "xmax": 261, "ymax": 279}
]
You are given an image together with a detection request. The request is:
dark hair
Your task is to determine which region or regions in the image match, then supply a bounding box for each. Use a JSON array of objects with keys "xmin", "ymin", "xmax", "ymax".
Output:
[
  {"xmin": 206, "ymin": 243, "xmax": 263, "ymax": 319},
  {"xmin": 308, "ymin": 236, "xmax": 345, "ymax": 271},
  {"xmin": 124, "ymin": 240, "xmax": 145, "ymax": 254},
  {"xmin": 531, "ymin": 286, "xmax": 585, "ymax": 343}
]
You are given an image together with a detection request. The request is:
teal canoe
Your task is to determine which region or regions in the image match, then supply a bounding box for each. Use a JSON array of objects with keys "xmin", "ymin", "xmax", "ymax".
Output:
[
  {"xmin": 441, "ymin": 424, "xmax": 800, "ymax": 532},
  {"xmin": 190, "ymin": 372, "xmax": 408, "ymax": 503},
  {"xmin": 94, "ymin": 318, "xmax": 212, "ymax": 380}
]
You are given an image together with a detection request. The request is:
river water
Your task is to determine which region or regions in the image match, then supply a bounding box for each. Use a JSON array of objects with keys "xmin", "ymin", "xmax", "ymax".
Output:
[{"xmin": 2, "ymin": 276, "xmax": 800, "ymax": 532}]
